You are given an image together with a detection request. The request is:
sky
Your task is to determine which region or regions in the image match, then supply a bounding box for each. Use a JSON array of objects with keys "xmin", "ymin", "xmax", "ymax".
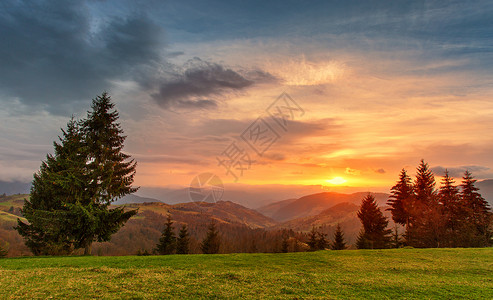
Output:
[{"xmin": 1, "ymin": 0, "xmax": 493, "ymax": 194}]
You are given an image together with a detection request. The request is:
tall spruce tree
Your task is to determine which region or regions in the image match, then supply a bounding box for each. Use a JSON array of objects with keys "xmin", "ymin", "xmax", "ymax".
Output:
[
  {"xmin": 176, "ymin": 224, "xmax": 190, "ymax": 254},
  {"xmin": 307, "ymin": 226, "xmax": 319, "ymax": 251},
  {"xmin": 408, "ymin": 160, "xmax": 442, "ymax": 248},
  {"xmin": 16, "ymin": 93, "xmax": 138, "ymax": 255},
  {"xmin": 331, "ymin": 224, "xmax": 347, "ymax": 250},
  {"xmin": 201, "ymin": 220, "xmax": 221, "ymax": 254},
  {"xmin": 356, "ymin": 194, "xmax": 391, "ymax": 249},
  {"xmin": 156, "ymin": 215, "xmax": 176, "ymax": 255},
  {"xmin": 459, "ymin": 171, "xmax": 492, "ymax": 247},
  {"xmin": 79, "ymin": 92, "xmax": 138, "ymax": 254},
  {"xmin": 387, "ymin": 169, "xmax": 413, "ymax": 226},
  {"xmin": 438, "ymin": 170, "xmax": 460, "ymax": 246},
  {"xmin": 414, "ymin": 160, "xmax": 436, "ymax": 207}
]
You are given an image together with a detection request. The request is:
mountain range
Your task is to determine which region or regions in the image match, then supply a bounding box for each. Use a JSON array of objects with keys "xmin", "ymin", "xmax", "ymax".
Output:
[{"xmin": 2, "ymin": 178, "xmax": 492, "ymax": 256}]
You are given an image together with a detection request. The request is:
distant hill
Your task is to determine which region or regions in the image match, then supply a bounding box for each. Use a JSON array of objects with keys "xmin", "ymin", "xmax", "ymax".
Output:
[
  {"xmin": 0, "ymin": 194, "xmax": 279, "ymax": 256},
  {"xmin": 273, "ymin": 201, "xmax": 396, "ymax": 244},
  {"xmin": 273, "ymin": 202, "xmax": 361, "ymax": 243},
  {"xmin": 257, "ymin": 192, "xmax": 389, "ymax": 222},
  {"xmin": 127, "ymin": 200, "xmax": 278, "ymax": 229},
  {"xmin": 114, "ymin": 194, "xmax": 162, "ymax": 205},
  {"xmin": 137, "ymin": 184, "xmax": 332, "ymax": 208},
  {"xmin": 255, "ymin": 198, "xmax": 297, "ymax": 217}
]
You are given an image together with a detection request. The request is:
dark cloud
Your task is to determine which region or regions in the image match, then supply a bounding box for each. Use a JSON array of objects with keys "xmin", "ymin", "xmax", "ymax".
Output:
[
  {"xmin": 152, "ymin": 58, "xmax": 274, "ymax": 109},
  {"xmin": 431, "ymin": 165, "xmax": 490, "ymax": 178},
  {"xmin": 0, "ymin": 1, "xmax": 277, "ymax": 113},
  {"xmin": 374, "ymin": 168, "xmax": 386, "ymax": 174},
  {"xmin": 0, "ymin": 0, "xmax": 165, "ymax": 114}
]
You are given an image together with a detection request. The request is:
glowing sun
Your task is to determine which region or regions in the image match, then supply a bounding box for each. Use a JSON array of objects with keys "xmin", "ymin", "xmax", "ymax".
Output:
[{"xmin": 326, "ymin": 177, "xmax": 347, "ymax": 185}]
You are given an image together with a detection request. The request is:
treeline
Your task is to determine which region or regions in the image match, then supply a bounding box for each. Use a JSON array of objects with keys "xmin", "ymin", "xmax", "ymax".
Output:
[
  {"xmin": 356, "ymin": 160, "xmax": 493, "ymax": 249},
  {"xmin": 138, "ymin": 213, "xmax": 349, "ymax": 256}
]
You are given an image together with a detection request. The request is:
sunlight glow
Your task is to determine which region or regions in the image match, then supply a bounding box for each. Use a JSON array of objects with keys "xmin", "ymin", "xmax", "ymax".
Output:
[{"xmin": 326, "ymin": 177, "xmax": 347, "ymax": 185}]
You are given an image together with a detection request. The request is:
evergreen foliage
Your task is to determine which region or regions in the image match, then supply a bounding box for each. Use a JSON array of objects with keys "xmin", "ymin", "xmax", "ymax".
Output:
[
  {"xmin": 387, "ymin": 169, "xmax": 413, "ymax": 226},
  {"xmin": 16, "ymin": 93, "xmax": 138, "ymax": 255},
  {"xmin": 156, "ymin": 215, "xmax": 176, "ymax": 255},
  {"xmin": 176, "ymin": 224, "xmax": 190, "ymax": 254},
  {"xmin": 316, "ymin": 232, "xmax": 329, "ymax": 250},
  {"xmin": 458, "ymin": 171, "xmax": 492, "ymax": 247},
  {"xmin": 357, "ymin": 194, "xmax": 391, "ymax": 249},
  {"xmin": 201, "ymin": 220, "xmax": 221, "ymax": 254},
  {"xmin": 388, "ymin": 161, "xmax": 493, "ymax": 248},
  {"xmin": 307, "ymin": 227, "xmax": 319, "ymax": 251},
  {"xmin": 331, "ymin": 224, "xmax": 347, "ymax": 250}
]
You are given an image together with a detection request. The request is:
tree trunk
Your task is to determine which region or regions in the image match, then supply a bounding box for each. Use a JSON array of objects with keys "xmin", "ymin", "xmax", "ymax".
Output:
[{"xmin": 84, "ymin": 244, "xmax": 92, "ymax": 255}]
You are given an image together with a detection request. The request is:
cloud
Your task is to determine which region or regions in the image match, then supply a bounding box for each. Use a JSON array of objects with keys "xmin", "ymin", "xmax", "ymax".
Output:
[
  {"xmin": 345, "ymin": 167, "xmax": 361, "ymax": 175},
  {"xmin": 151, "ymin": 58, "xmax": 276, "ymax": 109},
  {"xmin": 431, "ymin": 165, "xmax": 491, "ymax": 178},
  {"xmin": 0, "ymin": 0, "xmax": 167, "ymax": 114},
  {"xmin": 374, "ymin": 168, "xmax": 386, "ymax": 174},
  {"xmin": 0, "ymin": 1, "xmax": 279, "ymax": 114}
]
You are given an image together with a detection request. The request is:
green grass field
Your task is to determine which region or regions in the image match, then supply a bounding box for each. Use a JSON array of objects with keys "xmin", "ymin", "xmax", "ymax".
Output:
[{"xmin": 0, "ymin": 248, "xmax": 492, "ymax": 299}]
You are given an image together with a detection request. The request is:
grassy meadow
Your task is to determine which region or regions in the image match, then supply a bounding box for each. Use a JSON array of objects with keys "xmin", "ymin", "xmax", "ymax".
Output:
[{"xmin": 0, "ymin": 248, "xmax": 492, "ymax": 299}]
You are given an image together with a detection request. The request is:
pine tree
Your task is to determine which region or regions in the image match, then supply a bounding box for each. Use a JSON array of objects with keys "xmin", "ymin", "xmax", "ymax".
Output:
[
  {"xmin": 357, "ymin": 194, "xmax": 391, "ymax": 249},
  {"xmin": 387, "ymin": 169, "xmax": 413, "ymax": 226},
  {"xmin": 201, "ymin": 220, "xmax": 221, "ymax": 254},
  {"xmin": 407, "ymin": 160, "xmax": 441, "ymax": 248},
  {"xmin": 16, "ymin": 93, "xmax": 138, "ymax": 256},
  {"xmin": 438, "ymin": 170, "xmax": 460, "ymax": 246},
  {"xmin": 176, "ymin": 224, "xmax": 190, "ymax": 254},
  {"xmin": 317, "ymin": 231, "xmax": 329, "ymax": 250},
  {"xmin": 83, "ymin": 92, "xmax": 138, "ymax": 204},
  {"xmin": 331, "ymin": 224, "xmax": 347, "ymax": 250},
  {"xmin": 307, "ymin": 226, "xmax": 319, "ymax": 251},
  {"xmin": 156, "ymin": 215, "xmax": 176, "ymax": 255},
  {"xmin": 414, "ymin": 160, "xmax": 436, "ymax": 207},
  {"xmin": 80, "ymin": 92, "xmax": 138, "ymax": 255},
  {"xmin": 458, "ymin": 171, "xmax": 492, "ymax": 247},
  {"xmin": 281, "ymin": 235, "xmax": 289, "ymax": 253},
  {"xmin": 439, "ymin": 170, "xmax": 460, "ymax": 208},
  {"xmin": 356, "ymin": 229, "xmax": 371, "ymax": 249}
]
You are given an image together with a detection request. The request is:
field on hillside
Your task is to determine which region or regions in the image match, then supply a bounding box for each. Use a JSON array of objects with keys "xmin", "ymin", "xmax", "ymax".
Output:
[{"xmin": 0, "ymin": 248, "xmax": 492, "ymax": 299}]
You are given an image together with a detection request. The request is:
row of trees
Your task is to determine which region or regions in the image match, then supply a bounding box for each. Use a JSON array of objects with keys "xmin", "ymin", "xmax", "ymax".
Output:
[
  {"xmin": 154, "ymin": 216, "xmax": 221, "ymax": 255},
  {"xmin": 152, "ymin": 215, "xmax": 349, "ymax": 256},
  {"xmin": 16, "ymin": 93, "xmax": 138, "ymax": 255},
  {"xmin": 306, "ymin": 224, "xmax": 347, "ymax": 251},
  {"xmin": 356, "ymin": 160, "xmax": 493, "ymax": 249}
]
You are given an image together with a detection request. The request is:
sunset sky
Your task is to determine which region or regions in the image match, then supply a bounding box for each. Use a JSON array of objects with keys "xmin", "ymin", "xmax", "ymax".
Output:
[{"xmin": 1, "ymin": 1, "xmax": 493, "ymax": 194}]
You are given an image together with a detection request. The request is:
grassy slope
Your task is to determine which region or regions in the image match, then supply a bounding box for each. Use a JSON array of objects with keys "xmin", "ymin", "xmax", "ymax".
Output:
[
  {"xmin": 0, "ymin": 248, "xmax": 492, "ymax": 299},
  {"xmin": 0, "ymin": 195, "xmax": 26, "ymax": 223}
]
